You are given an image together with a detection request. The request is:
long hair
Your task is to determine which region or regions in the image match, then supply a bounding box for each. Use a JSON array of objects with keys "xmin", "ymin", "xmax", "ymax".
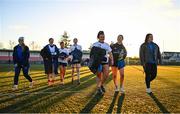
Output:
[
  {"xmin": 117, "ymin": 34, "xmax": 124, "ymax": 40},
  {"xmin": 145, "ymin": 33, "xmax": 152, "ymax": 43}
]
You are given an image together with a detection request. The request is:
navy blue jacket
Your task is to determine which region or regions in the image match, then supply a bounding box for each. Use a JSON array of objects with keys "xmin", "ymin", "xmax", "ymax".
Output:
[
  {"xmin": 40, "ymin": 44, "xmax": 59, "ymax": 61},
  {"xmin": 13, "ymin": 45, "xmax": 30, "ymax": 66}
]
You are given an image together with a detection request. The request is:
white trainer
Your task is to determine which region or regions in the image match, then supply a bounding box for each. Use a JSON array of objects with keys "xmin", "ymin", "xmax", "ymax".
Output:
[
  {"xmin": 29, "ymin": 81, "xmax": 34, "ymax": 88},
  {"xmin": 120, "ymin": 87, "xmax": 125, "ymax": 93},
  {"xmin": 115, "ymin": 86, "xmax": 119, "ymax": 92},
  {"xmin": 12, "ymin": 85, "xmax": 18, "ymax": 90},
  {"xmin": 146, "ymin": 88, "xmax": 152, "ymax": 93}
]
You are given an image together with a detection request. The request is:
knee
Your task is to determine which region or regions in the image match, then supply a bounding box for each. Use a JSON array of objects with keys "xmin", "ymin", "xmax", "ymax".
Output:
[
  {"xmin": 113, "ymin": 74, "xmax": 117, "ymax": 79},
  {"xmin": 120, "ymin": 74, "xmax": 124, "ymax": 78}
]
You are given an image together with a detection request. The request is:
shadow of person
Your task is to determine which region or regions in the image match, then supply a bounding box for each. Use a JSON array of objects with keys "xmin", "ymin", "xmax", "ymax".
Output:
[
  {"xmin": 117, "ymin": 93, "xmax": 125, "ymax": 113},
  {"xmin": 80, "ymin": 93, "xmax": 104, "ymax": 113},
  {"xmin": 107, "ymin": 91, "xmax": 119, "ymax": 113},
  {"xmin": 149, "ymin": 92, "xmax": 169, "ymax": 113}
]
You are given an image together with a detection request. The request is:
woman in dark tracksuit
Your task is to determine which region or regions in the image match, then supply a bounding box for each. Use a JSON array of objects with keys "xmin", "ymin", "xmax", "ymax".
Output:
[
  {"xmin": 140, "ymin": 33, "xmax": 161, "ymax": 93},
  {"xmin": 12, "ymin": 37, "xmax": 33, "ymax": 90},
  {"xmin": 40, "ymin": 38, "xmax": 59, "ymax": 86}
]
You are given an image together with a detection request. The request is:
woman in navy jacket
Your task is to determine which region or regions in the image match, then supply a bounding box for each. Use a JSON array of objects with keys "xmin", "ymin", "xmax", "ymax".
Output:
[
  {"xmin": 12, "ymin": 37, "xmax": 33, "ymax": 90},
  {"xmin": 40, "ymin": 38, "xmax": 59, "ymax": 85}
]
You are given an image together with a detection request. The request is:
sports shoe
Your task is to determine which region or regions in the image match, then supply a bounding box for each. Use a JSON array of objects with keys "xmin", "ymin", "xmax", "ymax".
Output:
[
  {"xmin": 120, "ymin": 87, "xmax": 125, "ymax": 93},
  {"xmin": 12, "ymin": 85, "xmax": 18, "ymax": 90},
  {"xmin": 48, "ymin": 80, "xmax": 51, "ymax": 86},
  {"xmin": 101, "ymin": 85, "xmax": 106, "ymax": 93},
  {"xmin": 29, "ymin": 81, "xmax": 34, "ymax": 88},
  {"xmin": 115, "ymin": 86, "xmax": 119, "ymax": 92},
  {"xmin": 60, "ymin": 81, "xmax": 64, "ymax": 85},
  {"xmin": 146, "ymin": 88, "xmax": 152, "ymax": 93},
  {"xmin": 97, "ymin": 88, "xmax": 104, "ymax": 95}
]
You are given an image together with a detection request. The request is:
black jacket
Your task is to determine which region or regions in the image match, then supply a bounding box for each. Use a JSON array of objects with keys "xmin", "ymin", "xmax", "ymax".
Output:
[
  {"xmin": 40, "ymin": 44, "xmax": 59, "ymax": 61},
  {"xmin": 88, "ymin": 46, "xmax": 106, "ymax": 74}
]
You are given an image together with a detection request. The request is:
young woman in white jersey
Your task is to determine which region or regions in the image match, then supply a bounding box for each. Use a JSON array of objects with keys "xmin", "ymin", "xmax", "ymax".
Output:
[
  {"xmin": 92, "ymin": 31, "xmax": 114, "ymax": 95},
  {"xmin": 58, "ymin": 41, "xmax": 69, "ymax": 85}
]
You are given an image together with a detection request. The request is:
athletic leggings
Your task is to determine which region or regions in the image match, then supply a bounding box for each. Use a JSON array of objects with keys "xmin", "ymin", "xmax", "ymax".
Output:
[
  {"xmin": 144, "ymin": 63, "xmax": 157, "ymax": 88},
  {"xmin": 14, "ymin": 65, "xmax": 32, "ymax": 85}
]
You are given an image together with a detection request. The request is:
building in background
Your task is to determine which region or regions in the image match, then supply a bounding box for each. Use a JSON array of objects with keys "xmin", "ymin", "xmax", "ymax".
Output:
[
  {"xmin": 0, "ymin": 49, "xmax": 90, "ymax": 65},
  {"xmin": 162, "ymin": 52, "xmax": 180, "ymax": 65}
]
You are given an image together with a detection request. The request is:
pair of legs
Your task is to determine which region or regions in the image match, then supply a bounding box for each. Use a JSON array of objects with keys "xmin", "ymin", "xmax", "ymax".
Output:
[
  {"xmin": 13, "ymin": 65, "xmax": 33, "ymax": 89},
  {"xmin": 71, "ymin": 63, "xmax": 81, "ymax": 84},
  {"xmin": 144, "ymin": 63, "xmax": 157, "ymax": 89},
  {"xmin": 111, "ymin": 66, "xmax": 125, "ymax": 89},
  {"xmin": 96, "ymin": 64, "xmax": 109, "ymax": 94},
  {"xmin": 59, "ymin": 64, "xmax": 67, "ymax": 84},
  {"xmin": 44, "ymin": 60, "xmax": 58, "ymax": 85}
]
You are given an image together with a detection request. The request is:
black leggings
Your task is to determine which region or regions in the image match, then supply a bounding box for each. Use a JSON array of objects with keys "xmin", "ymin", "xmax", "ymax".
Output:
[
  {"xmin": 144, "ymin": 63, "xmax": 157, "ymax": 88},
  {"xmin": 14, "ymin": 65, "xmax": 32, "ymax": 85}
]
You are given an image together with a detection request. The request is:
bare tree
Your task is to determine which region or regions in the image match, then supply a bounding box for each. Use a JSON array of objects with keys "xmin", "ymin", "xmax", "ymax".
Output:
[
  {"xmin": 9, "ymin": 40, "xmax": 16, "ymax": 49},
  {"xmin": 29, "ymin": 41, "xmax": 40, "ymax": 50}
]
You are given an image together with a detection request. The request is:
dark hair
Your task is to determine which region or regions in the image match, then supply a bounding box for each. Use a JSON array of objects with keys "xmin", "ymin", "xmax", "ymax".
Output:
[
  {"xmin": 49, "ymin": 38, "xmax": 54, "ymax": 41},
  {"xmin": 145, "ymin": 33, "xmax": 152, "ymax": 43},
  {"xmin": 97, "ymin": 31, "xmax": 104, "ymax": 38},
  {"xmin": 117, "ymin": 34, "xmax": 124, "ymax": 40},
  {"xmin": 60, "ymin": 41, "xmax": 64, "ymax": 45},
  {"xmin": 73, "ymin": 38, "xmax": 78, "ymax": 41}
]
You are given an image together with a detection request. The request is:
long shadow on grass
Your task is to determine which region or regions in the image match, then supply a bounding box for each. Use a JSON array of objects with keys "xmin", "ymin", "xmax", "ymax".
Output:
[
  {"xmin": 0, "ymin": 73, "xmax": 96, "ymax": 112},
  {"xmin": 149, "ymin": 93, "xmax": 169, "ymax": 113},
  {"xmin": 0, "ymin": 72, "xmax": 93, "ymax": 104},
  {"xmin": 0, "ymin": 73, "xmax": 113, "ymax": 112},
  {"xmin": 80, "ymin": 93, "xmax": 104, "ymax": 113},
  {"xmin": 107, "ymin": 92, "xmax": 119, "ymax": 113},
  {"xmin": 117, "ymin": 93, "xmax": 125, "ymax": 113},
  {"xmin": 0, "ymin": 71, "xmax": 113, "ymax": 113},
  {"xmin": 0, "ymin": 69, "xmax": 90, "ymax": 89}
]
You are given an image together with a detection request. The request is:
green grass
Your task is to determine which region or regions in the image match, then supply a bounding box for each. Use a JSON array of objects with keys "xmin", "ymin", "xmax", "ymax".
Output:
[{"xmin": 0, "ymin": 64, "xmax": 180, "ymax": 113}]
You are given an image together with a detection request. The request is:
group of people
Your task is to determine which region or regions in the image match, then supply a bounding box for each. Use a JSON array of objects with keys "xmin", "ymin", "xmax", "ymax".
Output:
[
  {"xmin": 12, "ymin": 31, "xmax": 161, "ymax": 95},
  {"xmin": 40, "ymin": 38, "xmax": 82, "ymax": 86}
]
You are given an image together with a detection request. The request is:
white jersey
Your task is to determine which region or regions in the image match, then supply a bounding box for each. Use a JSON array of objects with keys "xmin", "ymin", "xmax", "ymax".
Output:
[
  {"xmin": 48, "ymin": 45, "xmax": 57, "ymax": 55},
  {"xmin": 92, "ymin": 41, "xmax": 112, "ymax": 63},
  {"xmin": 58, "ymin": 48, "xmax": 69, "ymax": 63}
]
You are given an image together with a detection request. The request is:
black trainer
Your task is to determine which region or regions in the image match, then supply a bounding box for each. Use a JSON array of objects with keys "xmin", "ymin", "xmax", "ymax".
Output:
[
  {"xmin": 101, "ymin": 85, "xmax": 106, "ymax": 93},
  {"xmin": 97, "ymin": 88, "xmax": 104, "ymax": 95}
]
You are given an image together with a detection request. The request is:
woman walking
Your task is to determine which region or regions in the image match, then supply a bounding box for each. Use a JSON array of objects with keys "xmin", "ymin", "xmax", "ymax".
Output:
[
  {"xmin": 139, "ymin": 33, "xmax": 161, "ymax": 93},
  {"xmin": 90, "ymin": 31, "xmax": 113, "ymax": 95},
  {"xmin": 40, "ymin": 38, "xmax": 59, "ymax": 86},
  {"xmin": 111, "ymin": 35, "xmax": 127, "ymax": 93},
  {"xmin": 70, "ymin": 38, "xmax": 83, "ymax": 85},
  {"xmin": 58, "ymin": 41, "xmax": 69, "ymax": 85},
  {"xmin": 12, "ymin": 37, "xmax": 34, "ymax": 90}
]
